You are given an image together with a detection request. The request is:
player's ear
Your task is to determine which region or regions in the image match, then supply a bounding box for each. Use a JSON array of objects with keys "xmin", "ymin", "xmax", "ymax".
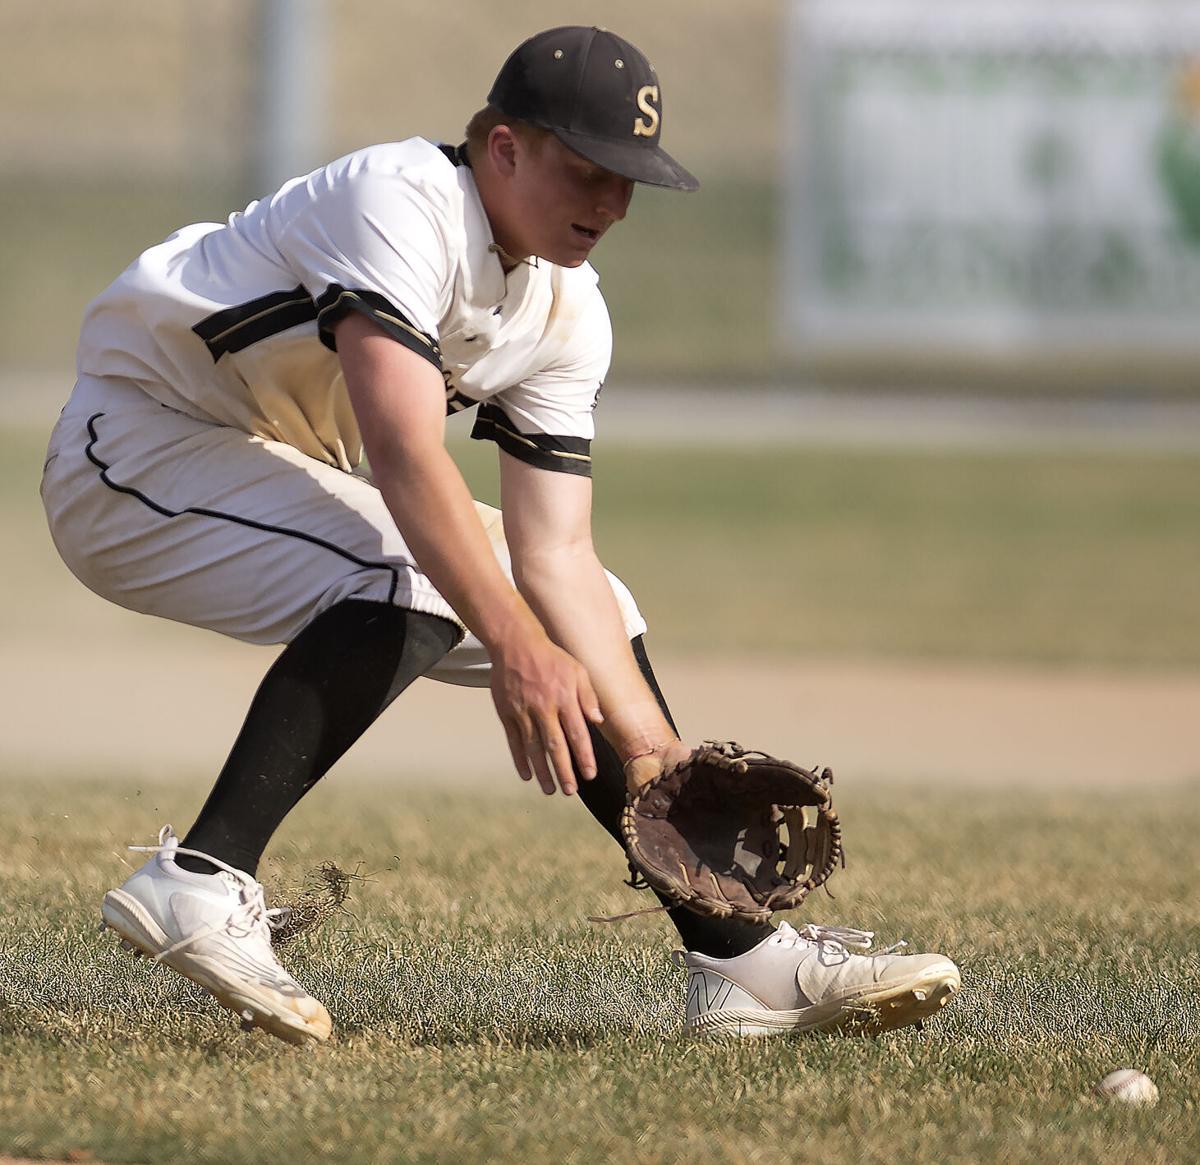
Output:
[{"xmin": 487, "ymin": 125, "xmax": 519, "ymax": 178}]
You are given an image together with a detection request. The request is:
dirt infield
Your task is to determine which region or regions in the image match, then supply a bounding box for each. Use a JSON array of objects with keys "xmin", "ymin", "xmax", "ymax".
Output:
[{"xmin": 4, "ymin": 633, "xmax": 1196, "ymax": 790}]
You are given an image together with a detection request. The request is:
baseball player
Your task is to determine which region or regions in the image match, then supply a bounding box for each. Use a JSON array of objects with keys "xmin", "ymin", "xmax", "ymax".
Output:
[{"xmin": 41, "ymin": 26, "xmax": 959, "ymax": 1044}]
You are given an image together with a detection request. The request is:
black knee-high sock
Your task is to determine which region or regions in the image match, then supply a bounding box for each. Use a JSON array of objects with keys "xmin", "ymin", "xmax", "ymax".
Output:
[
  {"xmin": 574, "ymin": 636, "xmax": 775, "ymax": 959},
  {"xmin": 178, "ymin": 600, "xmax": 459, "ymax": 876}
]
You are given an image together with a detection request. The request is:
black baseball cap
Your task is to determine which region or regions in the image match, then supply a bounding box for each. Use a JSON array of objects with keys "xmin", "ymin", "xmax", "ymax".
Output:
[{"xmin": 487, "ymin": 26, "xmax": 699, "ymax": 192}]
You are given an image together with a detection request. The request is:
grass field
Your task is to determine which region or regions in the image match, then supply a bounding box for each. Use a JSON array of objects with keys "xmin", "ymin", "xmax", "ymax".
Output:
[
  {"xmin": 1, "ymin": 777, "xmax": 1196, "ymax": 1164},
  {"xmin": 451, "ymin": 434, "xmax": 1200, "ymax": 669},
  {"xmin": 6, "ymin": 6, "xmax": 1198, "ymax": 1157},
  {"xmin": 5, "ymin": 418, "xmax": 1198, "ymax": 1161}
]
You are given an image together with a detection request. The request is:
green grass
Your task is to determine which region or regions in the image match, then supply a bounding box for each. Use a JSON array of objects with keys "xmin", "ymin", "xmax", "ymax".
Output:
[
  {"xmin": 9, "ymin": 423, "xmax": 1200, "ymax": 668},
  {"xmin": 1, "ymin": 776, "xmax": 1197, "ymax": 1164},
  {"xmin": 450, "ymin": 437, "xmax": 1200, "ymax": 669}
]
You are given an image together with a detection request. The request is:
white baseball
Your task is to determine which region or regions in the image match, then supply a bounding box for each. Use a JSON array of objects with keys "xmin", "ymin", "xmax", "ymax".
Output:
[{"xmin": 1095, "ymin": 1069, "xmax": 1159, "ymax": 1106}]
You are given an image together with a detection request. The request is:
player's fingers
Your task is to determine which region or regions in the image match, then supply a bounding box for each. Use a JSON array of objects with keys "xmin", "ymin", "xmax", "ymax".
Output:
[
  {"xmin": 500, "ymin": 716, "xmax": 534, "ymax": 783},
  {"xmin": 578, "ymin": 671, "xmax": 603, "ymax": 727},
  {"xmin": 527, "ymin": 738, "xmax": 557, "ymax": 796},
  {"xmin": 526, "ymin": 708, "xmax": 573, "ymax": 796},
  {"xmin": 561, "ymin": 703, "xmax": 596, "ymax": 782},
  {"xmin": 538, "ymin": 721, "xmax": 578, "ymax": 797}
]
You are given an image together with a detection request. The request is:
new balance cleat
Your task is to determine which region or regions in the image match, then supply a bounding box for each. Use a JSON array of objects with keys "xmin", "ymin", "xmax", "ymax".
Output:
[
  {"xmin": 678, "ymin": 921, "xmax": 960, "ymax": 1038},
  {"xmin": 101, "ymin": 825, "xmax": 332, "ymax": 1045}
]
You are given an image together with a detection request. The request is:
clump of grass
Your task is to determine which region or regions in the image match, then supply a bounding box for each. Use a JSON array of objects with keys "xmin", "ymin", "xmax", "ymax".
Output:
[{"xmin": 269, "ymin": 861, "xmax": 359, "ymax": 948}]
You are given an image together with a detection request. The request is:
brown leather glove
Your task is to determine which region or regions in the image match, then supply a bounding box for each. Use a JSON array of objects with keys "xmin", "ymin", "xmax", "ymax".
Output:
[{"xmin": 621, "ymin": 740, "xmax": 843, "ymax": 925}]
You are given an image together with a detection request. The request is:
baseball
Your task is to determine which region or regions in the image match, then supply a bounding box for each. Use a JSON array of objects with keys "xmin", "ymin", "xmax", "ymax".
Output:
[{"xmin": 1094, "ymin": 1069, "xmax": 1159, "ymax": 1106}]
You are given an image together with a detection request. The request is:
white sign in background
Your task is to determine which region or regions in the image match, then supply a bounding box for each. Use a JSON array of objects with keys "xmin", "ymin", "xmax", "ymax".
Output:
[{"xmin": 782, "ymin": 0, "xmax": 1200, "ymax": 359}]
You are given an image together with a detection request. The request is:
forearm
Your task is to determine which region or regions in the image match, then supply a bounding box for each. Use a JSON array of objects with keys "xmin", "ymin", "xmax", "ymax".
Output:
[
  {"xmin": 336, "ymin": 312, "xmax": 599, "ymax": 793},
  {"xmin": 372, "ymin": 443, "xmax": 539, "ymax": 652},
  {"xmin": 336, "ymin": 313, "xmax": 537, "ymax": 653},
  {"xmin": 515, "ymin": 546, "xmax": 676, "ymax": 759}
]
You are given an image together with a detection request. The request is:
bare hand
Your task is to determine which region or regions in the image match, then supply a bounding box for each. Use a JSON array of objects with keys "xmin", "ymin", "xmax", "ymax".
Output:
[{"xmin": 490, "ymin": 633, "xmax": 603, "ymax": 796}]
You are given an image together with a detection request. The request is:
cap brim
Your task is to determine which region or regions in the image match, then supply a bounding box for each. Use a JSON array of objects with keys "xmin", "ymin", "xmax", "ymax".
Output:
[{"xmin": 552, "ymin": 129, "xmax": 700, "ymax": 192}]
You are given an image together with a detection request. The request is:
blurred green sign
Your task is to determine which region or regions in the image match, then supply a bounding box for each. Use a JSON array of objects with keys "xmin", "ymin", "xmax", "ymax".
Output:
[{"xmin": 783, "ymin": 0, "xmax": 1200, "ymax": 358}]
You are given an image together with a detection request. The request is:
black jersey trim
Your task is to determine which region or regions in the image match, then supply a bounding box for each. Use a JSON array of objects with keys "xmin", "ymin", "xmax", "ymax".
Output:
[
  {"xmin": 438, "ymin": 142, "xmax": 471, "ymax": 168},
  {"xmin": 81, "ymin": 410, "xmax": 464, "ymax": 648},
  {"xmin": 315, "ymin": 284, "xmax": 443, "ymax": 370},
  {"xmin": 192, "ymin": 285, "xmax": 317, "ymax": 361},
  {"xmin": 470, "ymin": 402, "xmax": 592, "ymax": 477},
  {"xmin": 445, "ymin": 387, "xmax": 480, "ymax": 415}
]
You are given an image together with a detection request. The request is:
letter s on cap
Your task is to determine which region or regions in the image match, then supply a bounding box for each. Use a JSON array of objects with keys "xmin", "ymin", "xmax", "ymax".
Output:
[{"xmin": 633, "ymin": 85, "xmax": 660, "ymax": 138}]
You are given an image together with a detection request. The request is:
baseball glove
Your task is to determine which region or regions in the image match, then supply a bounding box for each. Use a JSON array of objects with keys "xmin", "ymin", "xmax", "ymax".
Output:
[{"xmin": 620, "ymin": 740, "xmax": 843, "ymax": 925}]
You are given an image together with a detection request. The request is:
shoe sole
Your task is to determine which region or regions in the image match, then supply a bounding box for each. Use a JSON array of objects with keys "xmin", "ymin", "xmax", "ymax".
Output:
[
  {"xmin": 688, "ymin": 962, "xmax": 961, "ymax": 1039},
  {"xmin": 101, "ymin": 889, "xmax": 331, "ymax": 1046}
]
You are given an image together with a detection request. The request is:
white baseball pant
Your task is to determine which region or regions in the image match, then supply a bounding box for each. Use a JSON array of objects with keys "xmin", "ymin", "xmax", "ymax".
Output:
[{"xmin": 41, "ymin": 375, "xmax": 647, "ymax": 687}]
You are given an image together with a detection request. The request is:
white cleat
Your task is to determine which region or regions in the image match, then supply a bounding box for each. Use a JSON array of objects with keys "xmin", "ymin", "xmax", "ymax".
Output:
[
  {"xmin": 101, "ymin": 825, "xmax": 332, "ymax": 1045},
  {"xmin": 677, "ymin": 921, "xmax": 960, "ymax": 1038}
]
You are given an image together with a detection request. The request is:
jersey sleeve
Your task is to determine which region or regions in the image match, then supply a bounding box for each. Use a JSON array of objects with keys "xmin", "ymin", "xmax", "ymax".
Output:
[
  {"xmin": 273, "ymin": 163, "xmax": 452, "ymax": 370},
  {"xmin": 469, "ymin": 284, "xmax": 611, "ymax": 477}
]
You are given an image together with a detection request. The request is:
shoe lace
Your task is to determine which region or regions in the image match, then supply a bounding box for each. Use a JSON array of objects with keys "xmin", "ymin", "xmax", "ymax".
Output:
[
  {"xmin": 776, "ymin": 921, "xmax": 908, "ymax": 956},
  {"xmin": 128, "ymin": 826, "xmax": 291, "ymax": 964}
]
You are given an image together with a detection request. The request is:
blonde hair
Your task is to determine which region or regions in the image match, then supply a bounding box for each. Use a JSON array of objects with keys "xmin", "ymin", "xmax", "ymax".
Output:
[{"xmin": 463, "ymin": 105, "xmax": 552, "ymax": 163}]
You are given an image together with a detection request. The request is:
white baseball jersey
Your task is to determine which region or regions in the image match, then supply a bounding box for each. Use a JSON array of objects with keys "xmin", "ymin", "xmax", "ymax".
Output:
[
  {"xmin": 46, "ymin": 136, "xmax": 646, "ymax": 673},
  {"xmin": 76, "ymin": 137, "xmax": 611, "ymax": 476}
]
